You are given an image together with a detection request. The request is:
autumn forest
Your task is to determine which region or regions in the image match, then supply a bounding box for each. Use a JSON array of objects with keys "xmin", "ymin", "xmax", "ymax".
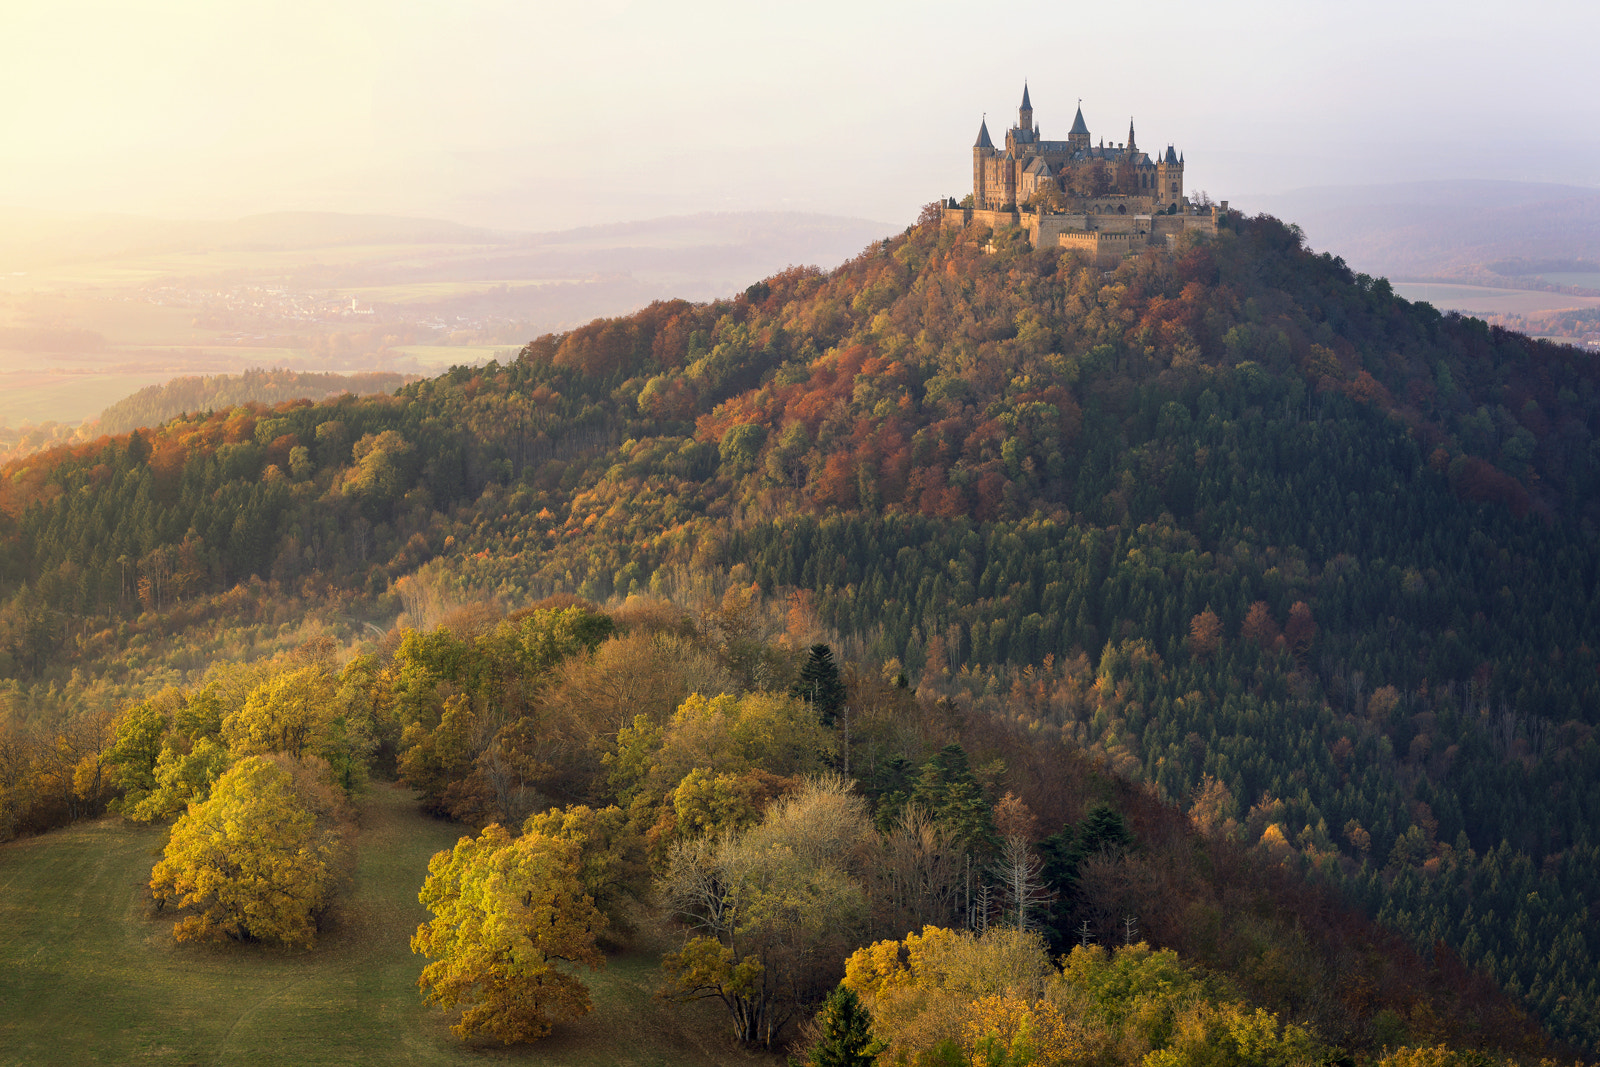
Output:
[{"xmin": 2, "ymin": 207, "xmax": 1598, "ymax": 1066}]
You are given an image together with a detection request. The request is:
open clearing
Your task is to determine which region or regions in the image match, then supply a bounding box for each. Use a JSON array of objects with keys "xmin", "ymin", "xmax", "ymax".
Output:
[{"xmin": 0, "ymin": 783, "xmax": 775, "ymax": 1067}]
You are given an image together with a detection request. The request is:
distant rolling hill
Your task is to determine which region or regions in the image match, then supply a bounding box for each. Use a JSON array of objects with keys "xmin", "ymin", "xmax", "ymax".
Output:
[
  {"xmin": 0, "ymin": 208, "xmax": 898, "ymax": 429},
  {"xmin": 1244, "ymin": 180, "xmax": 1600, "ymax": 284},
  {"xmin": 0, "ymin": 207, "xmax": 897, "ymax": 292}
]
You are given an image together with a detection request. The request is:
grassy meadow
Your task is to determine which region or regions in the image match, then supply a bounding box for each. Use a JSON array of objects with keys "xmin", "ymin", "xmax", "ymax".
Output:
[{"xmin": 0, "ymin": 783, "xmax": 770, "ymax": 1067}]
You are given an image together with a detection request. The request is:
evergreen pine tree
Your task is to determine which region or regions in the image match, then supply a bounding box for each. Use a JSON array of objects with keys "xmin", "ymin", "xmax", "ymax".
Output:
[
  {"xmin": 911, "ymin": 743, "xmax": 999, "ymax": 855},
  {"xmin": 791, "ymin": 643, "xmax": 846, "ymax": 726},
  {"xmin": 807, "ymin": 985, "xmax": 884, "ymax": 1067},
  {"xmin": 1078, "ymin": 802, "xmax": 1133, "ymax": 856}
]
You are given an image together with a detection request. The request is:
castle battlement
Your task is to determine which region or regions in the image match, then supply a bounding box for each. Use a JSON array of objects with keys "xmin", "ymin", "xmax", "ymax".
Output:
[{"xmin": 941, "ymin": 86, "xmax": 1222, "ymax": 264}]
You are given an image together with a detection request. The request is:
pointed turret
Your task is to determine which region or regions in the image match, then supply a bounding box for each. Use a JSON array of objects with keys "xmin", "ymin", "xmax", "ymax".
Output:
[
  {"xmin": 973, "ymin": 117, "xmax": 996, "ymax": 210},
  {"xmin": 1127, "ymin": 118, "xmax": 1136, "ymax": 151},
  {"xmin": 1018, "ymin": 83, "xmax": 1034, "ymax": 134},
  {"xmin": 1068, "ymin": 102, "xmax": 1091, "ymax": 152},
  {"xmin": 1164, "ymin": 145, "xmax": 1178, "ymax": 163}
]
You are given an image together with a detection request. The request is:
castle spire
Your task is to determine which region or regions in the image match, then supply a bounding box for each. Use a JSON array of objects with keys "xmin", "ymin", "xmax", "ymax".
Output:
[
  {"xmin": 1127, "ymin": 118, "xmax": 1136, "ymax": 151},
  {"xmin": 974, "ymin": 117, "xmax": 993, "ymax": 150},
  {"xmin": 1067, "ymin": 100, "xmax": 1090, "ymax": 152},
  {"xmin": 1021, "ymin": 83, "xmax": 1032, "ymax": 110},
  {"xmin": 1018, "ymin": 83, "xmax": 1033, "ymax": 132}
]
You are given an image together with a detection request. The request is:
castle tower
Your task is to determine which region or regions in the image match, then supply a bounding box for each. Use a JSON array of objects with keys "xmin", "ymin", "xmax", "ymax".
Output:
[
  {"xmin": 1127, "ymin": 118, "xmax": 1136, "ymax": 152},
  {"xmin": 973, "ymin": 117, "xmax": 995, "ymax": 209},
  {"xmin": 1156, "ymin": 144, "xmax": 1184, "ymax": 207},
  {"xmin": 1068, "ymin": 103, "xmax": 1091, "ymax": 153},
  {"xmin": 1018, "ymin": 83, "xmax": 1033, "ymax": 133}
]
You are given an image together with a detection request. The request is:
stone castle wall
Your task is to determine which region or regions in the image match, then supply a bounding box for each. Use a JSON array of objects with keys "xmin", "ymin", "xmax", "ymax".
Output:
[{"xmin": 940, "ymin": 203, "xmax": 1221, "ymax": 266}]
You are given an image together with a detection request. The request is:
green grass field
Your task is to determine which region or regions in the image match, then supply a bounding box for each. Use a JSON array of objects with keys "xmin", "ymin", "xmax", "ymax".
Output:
[{"xmin": 0, "ymin": 784, "xmax": 773, "ymax": 1067}]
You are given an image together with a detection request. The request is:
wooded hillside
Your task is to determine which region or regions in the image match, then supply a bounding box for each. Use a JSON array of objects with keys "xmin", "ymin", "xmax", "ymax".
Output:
[{"xmin": 3, "ymin": 208, "xmax": 1598, "ymax": 1056}]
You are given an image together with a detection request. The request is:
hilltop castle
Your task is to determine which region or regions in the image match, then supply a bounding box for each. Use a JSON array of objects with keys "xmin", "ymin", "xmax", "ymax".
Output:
[{"xmin": 941, "ymin": 86, "xmax": 1224, "ymax": 265}]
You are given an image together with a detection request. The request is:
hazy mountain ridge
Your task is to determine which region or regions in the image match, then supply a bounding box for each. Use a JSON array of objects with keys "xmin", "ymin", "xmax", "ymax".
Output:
[
  {"xmin": 94, "ymin": 369, "xmax": 414, "ymax": 436},
  {"xmin": 0, "ymin": 368, "xmax": 413, "ymax": 464},
  {"xmin": 1247, "ymin": 180, "xmax": 1600, "ymax": 282}
]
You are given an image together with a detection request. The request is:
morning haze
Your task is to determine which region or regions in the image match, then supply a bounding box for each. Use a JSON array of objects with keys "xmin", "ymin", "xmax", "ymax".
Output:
[
  {"xmin": 1, "ymin": 0, "xmax": 1597, "ymax": 434},
  {"xmin": 11, "ymin": 3, "xmax": 1600, "ymax": 1064},
  {"xmin": 4, "ymin": 0, "xmax": 1596, "ymax": 228}
]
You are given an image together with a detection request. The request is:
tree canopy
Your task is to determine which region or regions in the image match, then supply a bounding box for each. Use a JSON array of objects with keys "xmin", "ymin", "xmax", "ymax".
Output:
[
  {"xmin": 149, "ymin": 754, "xmax": 343, "ymax": 947},
  {"xmin": 411, "ymin": 821, "xmax": 606, "ymax": 1044}
]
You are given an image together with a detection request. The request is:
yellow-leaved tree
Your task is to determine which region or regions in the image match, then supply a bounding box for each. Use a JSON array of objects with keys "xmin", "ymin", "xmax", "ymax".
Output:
[
  {"xmin": 222, "ymin": 665, "xmax": 336, "ymax": 760},
  {"xmin": 660, "ymin": 775, "xmax": 873, "ymax": 1048},
  {"xmin": 149, "ymin": 754, "xmax": 343, "ymax": 947},
  {"xmin": 611, "ymin": 689, "xmax": 828, "ymax": 803},
  {"xmin": 412, "ymin": 822, "xmax": 606, "ymax": 1044},
  {"xmin": 844, "ymin": 932, "xmax": 1327, "ymax": 1067}
]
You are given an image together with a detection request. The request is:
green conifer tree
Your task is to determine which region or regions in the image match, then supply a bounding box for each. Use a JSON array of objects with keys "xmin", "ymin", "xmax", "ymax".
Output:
[
  {"xmin": 807, "ymin": 985, "xmax": 884, "ymax": 1067},
  {"xmin": 791, "ymin": 643, "xmax": 846, "ymax": 726}
]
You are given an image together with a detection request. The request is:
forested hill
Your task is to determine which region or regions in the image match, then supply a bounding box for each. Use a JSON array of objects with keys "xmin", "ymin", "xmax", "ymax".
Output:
[
  {"xmin": 94, "ymin": 368, "xmax": 413, "ymax": 436},
  {"xmin": 4, "ymin": 209, "xmax": 1600, "ymax": 1052}
]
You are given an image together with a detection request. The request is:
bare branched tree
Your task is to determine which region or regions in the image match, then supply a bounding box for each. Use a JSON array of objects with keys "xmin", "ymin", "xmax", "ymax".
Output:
[
  {"xmin": 871, "ymin": 804, "xmax": 967, "ymax": 937},
  {"xmin": 992, "ymin": 835, "xmax": 1053, "ymax": 933}
]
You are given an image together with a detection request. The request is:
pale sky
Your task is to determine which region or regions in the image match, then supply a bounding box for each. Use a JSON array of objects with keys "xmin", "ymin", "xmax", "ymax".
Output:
[{"xmin": 2, "ymin": 0, "xmax": 1597, "ymax": 231}]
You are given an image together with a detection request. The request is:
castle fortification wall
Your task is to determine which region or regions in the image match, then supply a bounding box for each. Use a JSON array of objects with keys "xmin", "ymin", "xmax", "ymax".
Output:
[{"xmin": 941, "ymin": 203, "xmax": 1220, "ymax": 264}]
